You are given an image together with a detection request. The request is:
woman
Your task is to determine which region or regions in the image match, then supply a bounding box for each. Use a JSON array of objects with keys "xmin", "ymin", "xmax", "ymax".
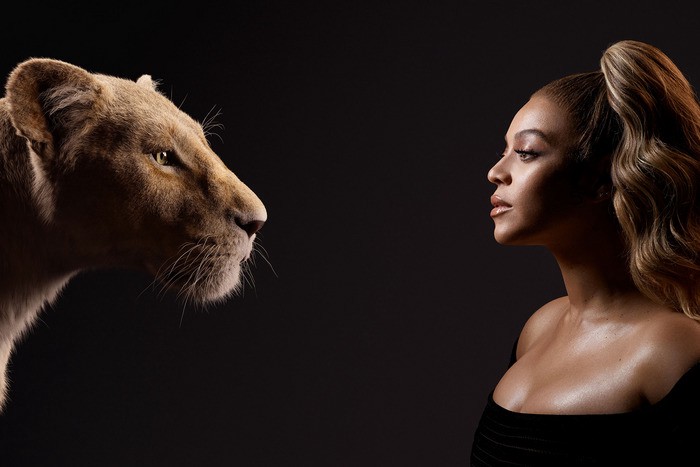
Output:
[{"xmin": 471, "ymin": 40, "xmax": 700, "ymax": 466}]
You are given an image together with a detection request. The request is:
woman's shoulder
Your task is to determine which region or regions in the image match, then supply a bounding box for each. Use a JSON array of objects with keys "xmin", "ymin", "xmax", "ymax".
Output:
[
  {"xmin": 635, "ymin": 308, "xmax": 700, "ymax": 405},
  {"xmin": 515, "ymin": 296, "xmax": 568, "ymax": 359}
]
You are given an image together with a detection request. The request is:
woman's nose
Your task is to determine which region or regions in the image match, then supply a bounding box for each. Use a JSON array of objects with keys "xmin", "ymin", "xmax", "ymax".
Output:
[{"xmin": 487, "ymin": 156, "xmax": 510, "ymax": 185}]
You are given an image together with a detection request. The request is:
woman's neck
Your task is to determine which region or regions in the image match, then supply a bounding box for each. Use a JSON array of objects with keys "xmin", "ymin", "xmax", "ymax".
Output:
[{"xmin": 550, "ymin": 220, "xmax": 644, "ymax": 319}]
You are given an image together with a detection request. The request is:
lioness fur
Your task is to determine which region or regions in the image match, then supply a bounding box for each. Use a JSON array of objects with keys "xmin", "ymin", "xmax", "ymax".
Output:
[{"xmin": 0, "ymin": 58, "xmax": 267, "ymax": 411}]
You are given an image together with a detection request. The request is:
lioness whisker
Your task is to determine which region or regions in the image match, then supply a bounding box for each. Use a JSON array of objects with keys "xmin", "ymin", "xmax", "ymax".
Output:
[
  {"xmin": 252, "ymin": 243, "xmax": 278, "ymax": 278},
  {"xmin": 201, "ymin": 106, "xmax": 225, "ymax": 144},
  {"xmin": 201, "ymin": 104, "xmax": 218, "ymax": 126},
  {"xmin": 241, "ymin": 261, "xmax": 257, "ymax": 297},
  {"xmin": 179, "ymin": 303, "xmax": 187, "ymax": 328},
  {"xmin": 201, "ymin": 245, "xmax": 223, "ymax": 303},
  {"xmin": 177, "ymin": 92, "xmax": 188, "ymax": 110},
  {"xmin": 152, "ymin": 240, "xmax": 200, "ymax": 282},
  {"xmin": 155, "ymin": 239, "xmax": 212, "ymax": 300},
  {"xmin": 155, "ymin": 244, "xmax": 206, "ymax": 299},
  {"xmin": 137, "ymin": 241, "xmax": 201, "ymax": 300},
  {"xmin": 175, "ymin": 241, "xmax": 221, "ymax": 304},
  {"xmin": 174, "ymin": 250, "xmax": 210, "ymax": 301},
  {"xmin": 252, "ymin": 240, "xmax": 271, "ymax": 260}
]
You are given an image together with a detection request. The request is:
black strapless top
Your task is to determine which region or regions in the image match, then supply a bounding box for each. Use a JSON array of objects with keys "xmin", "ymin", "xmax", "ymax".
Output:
[{"xmin": 470, "ymin": 341, "xmax": 700, "ymax": 466}]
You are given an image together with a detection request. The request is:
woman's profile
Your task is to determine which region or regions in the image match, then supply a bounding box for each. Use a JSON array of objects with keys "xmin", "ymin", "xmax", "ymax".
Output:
[{"xmin": 471, "ymin": 40, "xmax": 700, "ymax": 465}]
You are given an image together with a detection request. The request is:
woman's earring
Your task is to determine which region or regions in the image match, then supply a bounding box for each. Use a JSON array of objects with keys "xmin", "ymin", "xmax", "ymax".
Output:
[{"xmin": 595, "ymin": 185, "xmax": 612, "ymax": 201}]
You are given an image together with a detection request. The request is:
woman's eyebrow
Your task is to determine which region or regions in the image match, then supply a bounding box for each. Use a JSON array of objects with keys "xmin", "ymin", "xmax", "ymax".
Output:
[
  {"xmin": 503, "ymin": 128, "xmax": 552, "ymax": 145},
  {"xmin": 514, "ymin": 128, "xmax": 551, "ymax": 143}
]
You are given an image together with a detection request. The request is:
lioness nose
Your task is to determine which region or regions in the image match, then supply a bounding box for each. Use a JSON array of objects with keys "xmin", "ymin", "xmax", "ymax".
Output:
[{"xmin": 236, "ymin": 218, "xmax": 265, "ymax": 238}]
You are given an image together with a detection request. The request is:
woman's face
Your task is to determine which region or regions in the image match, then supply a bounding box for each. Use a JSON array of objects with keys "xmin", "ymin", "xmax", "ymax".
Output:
[{"xmin": 487, "ymin": 95, "xmax": 587, "ymax": 247}]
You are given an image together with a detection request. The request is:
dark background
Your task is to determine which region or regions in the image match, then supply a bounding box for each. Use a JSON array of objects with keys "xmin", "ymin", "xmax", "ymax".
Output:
[{"xmin": 0, "ymin": 1, "xmax": 698, "ymax": 466}]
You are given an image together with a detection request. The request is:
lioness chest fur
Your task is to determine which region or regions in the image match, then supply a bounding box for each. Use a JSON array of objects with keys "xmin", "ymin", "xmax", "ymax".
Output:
[{"xmin": 0, "ymin": 58, "xmax": 267, "ymax": 411}]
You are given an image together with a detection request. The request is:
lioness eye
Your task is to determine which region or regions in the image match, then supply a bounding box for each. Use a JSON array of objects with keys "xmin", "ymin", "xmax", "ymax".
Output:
[{"xmin": 152, "ymin": 151, "xmax": 170, "ymax": 166}]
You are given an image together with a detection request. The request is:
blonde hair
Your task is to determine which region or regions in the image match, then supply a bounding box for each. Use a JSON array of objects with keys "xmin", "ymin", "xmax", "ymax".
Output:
[{"xmin": 536, "ymin": 40, "xmax": 700, "ymax": 319}]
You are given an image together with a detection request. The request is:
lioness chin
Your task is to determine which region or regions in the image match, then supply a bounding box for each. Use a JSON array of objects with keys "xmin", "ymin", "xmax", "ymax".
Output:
[{"xmin": 0, "ymin": 58, "xmax": 267, "ymax": 411}]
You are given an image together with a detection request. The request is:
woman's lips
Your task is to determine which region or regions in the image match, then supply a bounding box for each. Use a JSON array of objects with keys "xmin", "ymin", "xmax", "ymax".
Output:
[{"xmin": 490, "ymin": 195, "xmax": 512, "ymax": 217}]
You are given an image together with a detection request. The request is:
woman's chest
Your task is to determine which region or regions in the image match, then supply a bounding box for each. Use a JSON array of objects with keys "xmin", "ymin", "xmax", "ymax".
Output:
[{"xmin": 492, "ymin": 339, "xmax": 646, "ymax": 414}]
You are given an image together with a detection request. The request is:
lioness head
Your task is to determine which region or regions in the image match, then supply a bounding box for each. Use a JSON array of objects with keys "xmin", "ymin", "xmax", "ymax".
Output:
[{"xmin": 5, "ymin": 58, "xmax": 267, "ymax": 304}]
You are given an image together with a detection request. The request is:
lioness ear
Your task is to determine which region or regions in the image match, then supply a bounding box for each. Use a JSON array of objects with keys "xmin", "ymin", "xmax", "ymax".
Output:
[
  {"xmin": 136, "ymin": 74, "xmax": 157, "ymax": 91},
  {"xmin": 5, "ymin": 58, "xmax": 101, "ymax": 160}
]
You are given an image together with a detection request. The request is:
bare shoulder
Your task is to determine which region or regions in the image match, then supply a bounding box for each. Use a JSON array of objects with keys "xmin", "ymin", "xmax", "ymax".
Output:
[
  {"xmin": 515, "ymin": 296, "xmax": 568, "ymax": 359},
  {"xmin": 636, "ymin": 309, "xmax": 700, "ymax": 404}
]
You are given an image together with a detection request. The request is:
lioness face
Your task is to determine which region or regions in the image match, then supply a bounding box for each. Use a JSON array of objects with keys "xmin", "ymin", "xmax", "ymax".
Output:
[{"xmin": 7, "ymin": 59, "xmax": 267, "ymax": 304}]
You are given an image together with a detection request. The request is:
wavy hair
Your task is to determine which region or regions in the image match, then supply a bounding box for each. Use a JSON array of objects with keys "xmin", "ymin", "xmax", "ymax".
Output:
[{"xmin": 535, "ymin": 40, "xmax": 700, "ymax": 320}]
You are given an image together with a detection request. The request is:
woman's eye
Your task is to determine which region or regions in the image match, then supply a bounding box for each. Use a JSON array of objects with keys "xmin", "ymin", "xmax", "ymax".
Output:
[
  {"xmin": 152, "ymin": 151, "xmax": 171, "ymax": 166},
  {"xmin": 515, "ymin": 149, "xmax": 539, "ymax": 161}
]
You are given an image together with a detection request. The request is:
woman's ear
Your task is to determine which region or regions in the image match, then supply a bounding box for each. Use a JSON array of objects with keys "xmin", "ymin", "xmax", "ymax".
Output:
[
  {"xmin": 571, "ymin": 168, "xmax": 612, "ymax": 204},
  {"xmin": 574, "ymin": 152, "xmax": 614, "ymax": 203}
]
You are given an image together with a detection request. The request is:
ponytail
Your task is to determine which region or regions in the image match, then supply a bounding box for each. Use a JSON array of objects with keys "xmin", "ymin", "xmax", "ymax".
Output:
[{"xmin": 601, "ymin": 40, "xmax": 700, "ymax": 319}]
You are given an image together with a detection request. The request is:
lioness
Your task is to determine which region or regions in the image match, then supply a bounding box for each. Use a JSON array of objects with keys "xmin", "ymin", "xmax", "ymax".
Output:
[{"xmin": 0, "ymin": 58, "xmax": 267, "ymax": 411}]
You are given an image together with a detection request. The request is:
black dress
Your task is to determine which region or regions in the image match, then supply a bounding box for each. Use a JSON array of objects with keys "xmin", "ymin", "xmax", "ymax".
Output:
[{"xmin": 470, "ymin": 341, "xmax": 700, "ymax": 466}]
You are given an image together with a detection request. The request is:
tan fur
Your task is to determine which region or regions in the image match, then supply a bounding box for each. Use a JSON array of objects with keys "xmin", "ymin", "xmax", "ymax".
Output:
[{"xmin": 0, "ymin": 58, "xmax": 267, "ymax": 411}]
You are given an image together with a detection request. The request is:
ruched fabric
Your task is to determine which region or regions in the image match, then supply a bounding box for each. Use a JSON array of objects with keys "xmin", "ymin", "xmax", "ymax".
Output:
[{"xmin": 471, "ymin": 342, "xmax": 700, "ymax": 466}]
